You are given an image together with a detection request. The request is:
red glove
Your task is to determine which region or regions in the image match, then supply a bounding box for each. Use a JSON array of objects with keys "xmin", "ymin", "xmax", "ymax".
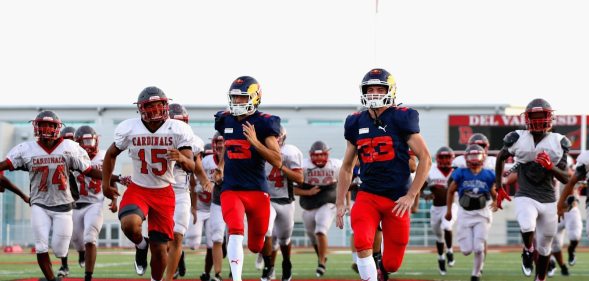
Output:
[
  {"xmin": 497, "ymin": 187, "xmax": 512, "ymax": 209},
  {"xmin": 535, "ymin": 151, "xmax": 554, "ymax": 170}
]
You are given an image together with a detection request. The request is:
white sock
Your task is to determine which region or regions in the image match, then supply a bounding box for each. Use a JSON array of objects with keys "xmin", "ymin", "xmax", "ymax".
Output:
[
  {"xmin": 472, "ymin": 251, "xmax": 484, "ymax": 277},
  {"xmin": 438, "ymin": 254, "xmax": 445, "ymax": 260},
  {"xmin": 447, "ymin": 247, "xmax": 453, "ymax": 253},
  {"xmin": 357, "ymin": 256, "xmax": 377, "ymax": 281},
  {"xmin": 151, "ymin": 278, "xmax": 160, "ymax": 281},
  {"xmin": 352, "ymin": 252, "xmax": 358, "ymax": 263},
  {"xmin": 137, "ymin": 237, "xmax": 147, "ymax": 250},
  {"xmin": 227, "ymin": 235, "xmax": 244, "ymax": 281}
]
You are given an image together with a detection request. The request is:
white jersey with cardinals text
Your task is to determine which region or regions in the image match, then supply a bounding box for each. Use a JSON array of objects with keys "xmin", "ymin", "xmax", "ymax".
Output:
[
  {"xmin": 265, "ymin": 144, "xmax": 303, "ymax": 199},
  {"xmin": 303, "ymin": 158, "xmax": 342, "ymax": 186},
  {"xmin": 114, "ymin": 118, "xmax": 197, "ymax": 188},
  {"xmin": 73, "ymin": 150, "xmax": 106, "ymax": 204},
  {"xmin": 6, "ymin": 139, "xmax": 92, "ymax": 207}
]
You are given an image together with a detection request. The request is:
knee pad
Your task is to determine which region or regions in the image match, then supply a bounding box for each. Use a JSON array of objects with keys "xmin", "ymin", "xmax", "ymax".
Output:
[
  {"xmin": 84, "ymin": 226, "xmax": 100, "ymax": 245},
  {"xmin": 149, "ymin": 230, "xmax": 171, "ymax": 243},
  {"xmin": 118, "ymin": 204, "xmax": 145, "ymax": 220},
  {"xmin": 536, "ymin": 236, "xmax": 553, "ymax": 256},
  {"xmin": 35, "ymin": 241, "xmax": 49, "ymax": 254},
  {"xmin": 277, "ymin": 237, "xmax": 291, "ymax": 246}
]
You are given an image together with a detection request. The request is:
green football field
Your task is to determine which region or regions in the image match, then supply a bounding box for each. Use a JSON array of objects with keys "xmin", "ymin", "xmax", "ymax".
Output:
[{"xmin": 1, "ymin": 248, "xmax": 588, "ymax": 281}]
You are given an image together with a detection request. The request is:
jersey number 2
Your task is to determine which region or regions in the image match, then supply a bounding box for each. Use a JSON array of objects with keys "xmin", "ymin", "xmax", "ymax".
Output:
[{"xmin": 357, "ymin": 136, "xmax": 395, "ymax": 163}]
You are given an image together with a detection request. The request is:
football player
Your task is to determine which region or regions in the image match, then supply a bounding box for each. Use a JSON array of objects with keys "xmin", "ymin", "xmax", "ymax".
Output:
[
  {"xmin": 193, "ymin": 132, "xmax": 227, "ymax": 281},
  {"xmin": 102, "ymin": 87, "xmax": 212, "ymax": 281},
  {"xmin": 163, "ymin": 103, "xmax": 206, "ymax": 281},
  {"xmin": 256, "ymin": 125, "xmax": 304, "ymax": 281},
  {"xmin": 56, "ymin": 126, "xmax": 77, "ymax": 277},
  {"xmin": 495, "ymin": 98, "xmax": 571, "ymax": 281},
  {"xmin": 70, "ymin": 126, "xmax": 118, "ymax": 281},
  {"xmin": 295, "ymin": 141, "xmax": 341, "ymax": 277},
  {"xmin": 423, "ymin": 146, "xmax": 456, "ymax": 275},
  {"xmin": 558, "ymin": 152, "xmax": 589, "ymax": 270},
  {"xmin": 213, "ymin": 76, "xmax": 282, "ymax": 281},
  {"xmin": 0, "ymin": 110, "xmax": 116, "ymax": 281},
  {"xmin": 445, "ymin": 144, "xmax": 498, "ymax": 281},
  {"xmin": 336, "ymin": 68, "xmax": 432, "ymax": 281}
]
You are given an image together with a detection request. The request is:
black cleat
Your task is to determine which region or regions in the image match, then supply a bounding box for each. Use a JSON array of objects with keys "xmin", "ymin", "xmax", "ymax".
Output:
[
  {"xmin": 211, "ymin": 273, "xmax": 224, "ymax": 281},
  {"xmin": 446, "ymin": 252, "xmax": 455, "ymax": 267},
  {"xmin": 200, "ymin": 272, "xmax": 210, "ymax": 281},
  {"xmin": 561, "ymin": 265, "xmax": 569, "ymax": 276},
  {"xmin": 377, "ymin": 260, "xmax": 389, "ymax": 281},
  {"xmin": 261, "ymin": 266, "xmax": 274, "ymax": 281},
  {"xmin": 470, "ymin": 276, "xmax": 480, "ymax": 281},
  {"xmin": 547, "ymin": 259, "xmax": 556, "ymax": 277},
  {"xmin": 315, "ymin": 264, "xmax": 326, "ymax": 277},
  {"xmin": 134, "ymin": 237, "xmax": 149, "ymax": 276},
  {"xmin": 178, "ymin": 251, "xmax": 186, "ymax": 277},
  {"xmin": 78, "ymin": 251, "xmax": 86, "ymax": 268},
  {"xmin": 568, "ymin": 252, "xmax": 576, "ymax": 266},
  {"xmin": 438, "ymin": 259, "xmax": 447, "ymax": 275},
  {"xmin": 521, "ymin": 249, "xmax": 533, "ymax": 277},
  {"xmin": 57, "ymin": 265, "xmax": 69, "ymax": 277},
  {"xmin": 282, "ymin": 260, "xmax": 293, "ymax": 281}
]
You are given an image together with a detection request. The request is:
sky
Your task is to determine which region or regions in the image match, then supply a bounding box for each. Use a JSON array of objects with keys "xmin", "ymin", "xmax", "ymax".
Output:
[{"xmin": 1, "ymin": 0, "xmax": 588, "ymax": 114}]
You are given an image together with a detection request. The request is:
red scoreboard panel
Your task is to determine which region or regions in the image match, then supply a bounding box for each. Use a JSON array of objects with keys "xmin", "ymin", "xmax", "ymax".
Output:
[{"xmin": 448, "ymin": 115, "xmax": 583, "ymax": 153}]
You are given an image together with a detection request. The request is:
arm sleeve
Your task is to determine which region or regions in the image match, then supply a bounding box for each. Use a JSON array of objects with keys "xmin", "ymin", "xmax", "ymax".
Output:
[
  {"xmin": 192, "ymin": 135, "xmax": 205, "ymax": 155},
  {"xmin": 398, "ymin": 108, "xmax": 420, "ymax": 134},
  {"xmin": 176, "ymin": 122, "xmax": 197, "ymax": 150},
  {"xmin": 284, "ymin": 146, "xmax": 303, "ymax": 170},
  {"xmin": 451, "ymin": 168, "xmax": 463, "ymax": 185},
  {"xmin": 264, "ymin": 115, "xmax": 281, "ymax": 138},
  {"xmin": 114, "ymin": 120, "xmax": 132, "ymax": 151},
  {"xmin": 5, "ymin": 143, "xmax": 26, "ymax": 170},
  {"xmin": 344, "ymin": 114, "xmax": 358, "ymax": 144},
  {"xmin": 504, "ymin": 131, "xmax": 520, "ymax": 155},
  {"xmin": 69, "ymin": 143, "xmax": 92, "ymax": 173},
  {"xmin": 332, "ymin": 158, "xmax": 343, "ymax": 180},
  {"xmin": 214, "ymin": 111, "xmax": 226, "ymax": 136}
]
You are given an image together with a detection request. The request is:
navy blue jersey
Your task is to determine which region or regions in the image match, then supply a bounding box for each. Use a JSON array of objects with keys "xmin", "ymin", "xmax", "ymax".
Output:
[
  {"xmin": 214, "ymin": 110, "xmax": 281, "ymax": 193},
  {"xmin": 344, "ymin": 107, "xmax": 420, "ymax": 201},
  {"xmin": 451, "ymin": 168, "xmax": 495, "ymax": 197}
]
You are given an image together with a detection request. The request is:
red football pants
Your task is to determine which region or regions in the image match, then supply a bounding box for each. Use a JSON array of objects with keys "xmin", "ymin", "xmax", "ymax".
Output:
[
  {"xmin": 119, "ymin": 182, "xmax": 175, "ymax": 240},
  {"xmin": 351, "ymin": 191, "xmax": 410, "ymax": 273},
  {"xmin": 221, "ymin": 190, "xmax": 270, "ymax": 253}
]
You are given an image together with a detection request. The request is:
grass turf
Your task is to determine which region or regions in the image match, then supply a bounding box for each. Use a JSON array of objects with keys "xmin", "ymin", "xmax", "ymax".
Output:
[{"xmin": 1, "ymin": 248, "xmax": 588, "ymax": 281}]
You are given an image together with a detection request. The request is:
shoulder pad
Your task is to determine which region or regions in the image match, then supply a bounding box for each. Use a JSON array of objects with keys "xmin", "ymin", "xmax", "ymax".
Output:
[
  {"xmin": 503, "ymin": 131, "xmax": 520, "ymax": 148},
  {"xmin": 259, "ymin": 112, "xmax": 273, "ymax": 119},
  {"xmin": 560, "ymin": 137, "xmax": 572, "ymax": 152},
  {"xmin": 351, "ymin": 111, "xmax": 362, "ymax": 116},
  {"xmin": 396, "ymin": 106, "xmax": 410, "ymax": 112}
]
